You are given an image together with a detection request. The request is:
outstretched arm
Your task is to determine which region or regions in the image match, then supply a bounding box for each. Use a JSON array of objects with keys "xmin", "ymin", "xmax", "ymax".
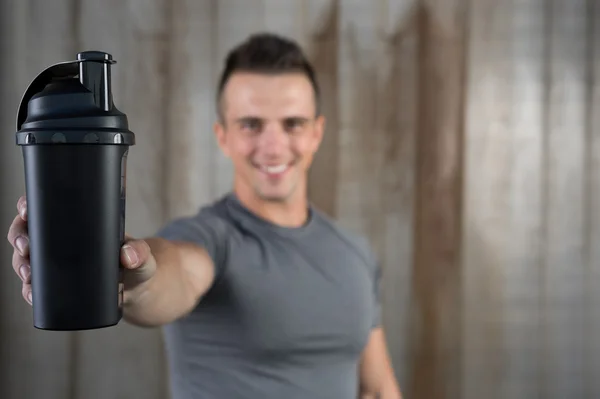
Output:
[
  {"xmin": 121, "ymin": 237, "xmax": 216, "ymax": 327},
  {"xmin": 123, "ymin": 213, "xmax": 228, "ymax": 327}
]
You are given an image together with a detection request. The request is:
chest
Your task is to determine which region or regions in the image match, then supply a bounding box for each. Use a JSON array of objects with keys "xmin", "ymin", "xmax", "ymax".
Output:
[{"xmin": 221, "ymin": 234, "xmax": 375, "ymax": 360}]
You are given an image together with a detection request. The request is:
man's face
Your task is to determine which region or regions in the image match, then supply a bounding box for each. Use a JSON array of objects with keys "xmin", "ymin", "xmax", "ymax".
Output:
[{"xmin": 214, "ymin": 72, "xmax": 325, "ymax": 203}]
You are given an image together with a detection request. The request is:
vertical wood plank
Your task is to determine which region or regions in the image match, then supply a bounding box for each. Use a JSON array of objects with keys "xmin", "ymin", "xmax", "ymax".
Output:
[
  {"xmin": 262, "ymin": 0, "xmax": 304, "ymax": 40},
  {"xmin": 461, "ymin": 0, "xmax": 515, "ymax": 397},
  {"xmin": 164, "ymin": 0, "xmax": 216, "ymax": 220},
  {"xmin": 541, "ymin": 0, "xmax": 588, "ymax": 397},
  {"xmin": 461, "ymin": 0, "xmax": 514, "ymax": 385},
  {"xmin": 502, "ymin": 2, "xmax": 546, "ymax": 398},
  {"xmin": 462, "ymin": 0, "xmax": 546, "ymax": 397},
  {"xmin": 585, "ymin": 0, "xmax": 600, "ymax": 396},
  {"xmin": 336, "ymin": 0, "xmax": 379, "ymax": 235},
  {"xmin": 374, "ymin": 0, "xmax": 418, "ymax": 388},
  {"xmin": 408, "ymin": 1, "xmax": 467, "ymax": 398},
  {"xmin": 71, "ymin": 1, "xmax": 169, "ymax": 398},
  {"xmin": 0, "ymin": 1, "xmax": 77, "ymax": 398},
  {"xmin": 336, "ymin": 0, "xmax": 415, "ymax": 389},
  {"xmin": 305, "ymin": 0, "xmax": 341, "ymax": 217}
]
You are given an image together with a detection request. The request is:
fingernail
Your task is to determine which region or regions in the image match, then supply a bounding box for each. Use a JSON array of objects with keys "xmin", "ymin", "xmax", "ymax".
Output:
[
  {"xmin": 19, "ymin": 265, "xmax": 30, "ymax": 282},
  {"xmin": 27, "ymin": 291, "xmax": 32, "ymax": 304},
  {"xmin": 15, "ymin": 236, "xmax": 27, "ymax": 255},
  {"xmin": 19, "ymin": 202, "xmax": 27, "ymax": 218},
  {"xmin": 123, "ymin": 245, "xmax": 138, "ymax": 266}
]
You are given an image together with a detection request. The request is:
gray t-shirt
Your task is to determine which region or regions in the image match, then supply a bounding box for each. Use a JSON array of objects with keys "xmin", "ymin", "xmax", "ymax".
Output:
[{"xmin": 155, "ymin": 193, "xmax": 382, "ymax": 399}]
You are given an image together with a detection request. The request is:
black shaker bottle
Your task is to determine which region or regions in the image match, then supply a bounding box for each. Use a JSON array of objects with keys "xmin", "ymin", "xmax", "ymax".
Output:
[{"xmin": 15, "ymin": 51, "xmax": 135, "ymax": 331}]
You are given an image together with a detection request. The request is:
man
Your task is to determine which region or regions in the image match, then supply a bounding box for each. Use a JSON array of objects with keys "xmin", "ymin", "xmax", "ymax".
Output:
[{"xmin": 7, "ymin": 33, "xmax": 402, "ymax": 398}]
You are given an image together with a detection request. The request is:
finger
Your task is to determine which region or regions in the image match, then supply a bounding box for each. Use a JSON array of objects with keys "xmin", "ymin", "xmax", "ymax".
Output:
[
  {"xmin": 120, "ymin": 239, "xmax": 151, "ymax": 269},
  {"xmin": 22, "ymin": 283, "xmax": 32, "ymax": 306},
  {"xmin": 12, "ymin": 250, "xmax": 31, "ymax": 284},
  {"xmin": 6, "ymin": 214, "xmax": 29, "ymax": 257},
  {"xmin": 16, "ymin": 196, "xmax": 27, "ymax": 221}
]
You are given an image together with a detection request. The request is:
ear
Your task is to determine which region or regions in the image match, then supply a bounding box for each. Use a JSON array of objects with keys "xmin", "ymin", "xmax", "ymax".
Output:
[
  {"xmin": 311, "ymin": 115, "xmax": 326, "ymax": 153},
  {"xmin": 213, "ymin": 121, "xmax": 231, "ymax": 158}
]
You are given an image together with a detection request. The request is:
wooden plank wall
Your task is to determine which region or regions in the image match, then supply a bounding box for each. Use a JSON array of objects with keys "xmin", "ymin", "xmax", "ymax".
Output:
[
  {"xmin": 0, "ymin": 0, "xmax": 597, "ymax": 398},
  {"xmin": 409, "ymin": 1, "xmax": 467, "ymax": 398},
  {"xmin": 462, "ymin": 1, "xmax": 546, "ymax": 397},
  {"xmin": 462, "ymin": 1, "xmax": 599, "ymax": 399}
]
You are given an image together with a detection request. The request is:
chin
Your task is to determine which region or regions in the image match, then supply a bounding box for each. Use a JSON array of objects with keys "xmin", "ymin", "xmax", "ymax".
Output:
[
  {"xmin": 253, "ymin": 183, "xmax": 297, "ymax": 203},
  {"xmin": 256, "ymin": 190, "xmax": 293, "ymax": 203}
]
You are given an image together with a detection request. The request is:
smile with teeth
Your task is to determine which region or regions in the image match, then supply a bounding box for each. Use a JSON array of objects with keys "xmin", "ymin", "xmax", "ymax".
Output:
[
  {"xmin": 260, "ymin": 163, "xmax": 290, "ymax": 175},
  {"xmin": 264, "ymin": 164, "xmax": 287, "ymax": 173}
]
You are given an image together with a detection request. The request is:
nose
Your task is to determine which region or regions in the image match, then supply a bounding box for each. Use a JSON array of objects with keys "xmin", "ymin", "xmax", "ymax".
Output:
[{"xmin": 258, "ymin": 122, "xmax": 288, "ymax": 154}]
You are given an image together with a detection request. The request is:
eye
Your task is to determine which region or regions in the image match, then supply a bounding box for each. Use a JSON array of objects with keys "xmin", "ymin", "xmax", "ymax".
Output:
[
  {"xmin": 283, "ymin": 118, "xmax": 306, "ymax": 134},
  {"xmin": 239, "ymin": 119, "xmax": 262, "ymax": 134}
]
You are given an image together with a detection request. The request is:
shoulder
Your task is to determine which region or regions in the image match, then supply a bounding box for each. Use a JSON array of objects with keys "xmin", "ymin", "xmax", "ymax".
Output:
[
  {"xmin": 312, "ymin": 210, "xmax": 381, "ymax": 295},
  {"xmin": 311, "ymin": 208, "xmax": 377, "ymax": 268},
  {"xmin": 153, "ymin": 196, "xmax": 240, "ymax": 271},
  {"xmin": 155, "ymin": 197, "xmax": 232, "ymax": 242}
]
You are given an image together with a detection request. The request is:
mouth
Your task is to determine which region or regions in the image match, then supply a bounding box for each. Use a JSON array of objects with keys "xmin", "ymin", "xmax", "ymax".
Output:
[{"xmin": 255, "ymin": 162, "xmax": 293, "ymax": 178}]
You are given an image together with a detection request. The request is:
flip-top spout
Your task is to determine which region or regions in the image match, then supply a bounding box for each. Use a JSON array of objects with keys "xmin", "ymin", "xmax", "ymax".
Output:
[{"xmin": 77, "ymin": 51, "xmax": 116, "ymax": 111}]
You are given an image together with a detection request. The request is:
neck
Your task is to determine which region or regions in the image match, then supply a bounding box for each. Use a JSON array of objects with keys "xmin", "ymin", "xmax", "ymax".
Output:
[{"xmin": 233, "ymin": 184, "xmax": 309, "ymax": 228}]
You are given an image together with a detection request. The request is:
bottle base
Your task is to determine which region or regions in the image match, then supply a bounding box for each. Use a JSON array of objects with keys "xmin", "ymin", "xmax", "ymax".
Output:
[{"xmin": 33, "ymin": 319, "xmax": 121, "ymax": 332}]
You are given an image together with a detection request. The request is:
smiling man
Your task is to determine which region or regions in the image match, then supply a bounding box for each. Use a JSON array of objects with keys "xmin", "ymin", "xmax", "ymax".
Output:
[{"xmin": 7, "ymin": 33, "xmax": 402, "ymax": 398}]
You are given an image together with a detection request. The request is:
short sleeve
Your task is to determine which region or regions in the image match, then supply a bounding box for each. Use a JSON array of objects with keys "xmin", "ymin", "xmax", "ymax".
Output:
[
  {"xmin": 154, "ymin": 209, "xmax": 229, "ymax": 277},
  {"xmin": 370, "ymin": 260, "xmax": 383, "ymax": 329},
  {"xmin": 353, "ymin": 234, "xmax": 383, "ymax": 329}
]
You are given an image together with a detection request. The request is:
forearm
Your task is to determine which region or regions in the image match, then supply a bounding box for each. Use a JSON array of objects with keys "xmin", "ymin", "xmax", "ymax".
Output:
[
  {"xmin": 123, "ymin": 237, "xmax": 214, "ymax": 327},
  {"xmin": 380, "ymin": 373, "xmax": 403, "ymax": 398},
  {"xmin": 358, "ymin": 327, "xmax": 403, "ymax": 399}
]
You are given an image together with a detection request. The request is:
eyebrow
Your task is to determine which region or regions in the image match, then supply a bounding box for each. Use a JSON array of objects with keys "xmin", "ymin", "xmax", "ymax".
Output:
[
  {"xmin": 234, "ymin": 116, "xmax": 311, "ymax": 123},
  {"xmin": 234, "ymin": 116, "xmax": 261, "ymax": 123},
  {"xmin": 283, "ymin": 116, "xmax": 310, "ymax": 123}
]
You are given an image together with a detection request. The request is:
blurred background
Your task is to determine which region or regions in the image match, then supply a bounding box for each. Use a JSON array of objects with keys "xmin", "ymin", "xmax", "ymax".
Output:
[{"xmin": 0, "ymin": 0, "xmax": 598, "ymax": 398}]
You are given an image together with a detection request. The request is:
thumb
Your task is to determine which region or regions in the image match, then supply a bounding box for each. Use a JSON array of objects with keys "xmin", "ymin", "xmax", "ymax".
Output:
[{"xmin": 120, "ymin": 238, "xmax": 151, "ymax": 270}]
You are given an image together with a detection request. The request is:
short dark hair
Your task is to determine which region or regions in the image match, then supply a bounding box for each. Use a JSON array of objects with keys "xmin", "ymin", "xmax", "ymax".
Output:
[{"xmin": 216, "ymin": 32, "xmax": 321, "ymax": 121}]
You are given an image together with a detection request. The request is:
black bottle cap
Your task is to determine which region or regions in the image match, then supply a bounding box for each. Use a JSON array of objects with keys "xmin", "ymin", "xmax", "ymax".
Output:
[{"xmin": 16, "ymin": 51, "xmax": 135, "ymax": 146}]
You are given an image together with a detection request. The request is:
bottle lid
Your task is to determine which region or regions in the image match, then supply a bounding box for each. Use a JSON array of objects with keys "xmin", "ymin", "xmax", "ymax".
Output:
[{"xmin": 16, "ymin": 51, "xmax": 135, "ymax": 146}]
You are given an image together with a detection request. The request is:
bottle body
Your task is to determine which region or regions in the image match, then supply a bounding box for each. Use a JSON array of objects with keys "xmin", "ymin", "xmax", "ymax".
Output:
[{"xmin": 23, "ymin": 143, "xmax": 128, "ymax": 330}]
